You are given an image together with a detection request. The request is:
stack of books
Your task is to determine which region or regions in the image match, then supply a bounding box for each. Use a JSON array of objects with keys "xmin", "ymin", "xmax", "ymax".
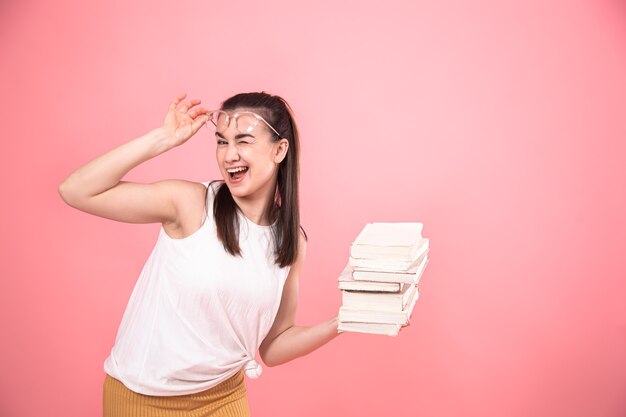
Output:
[{"xmin": 337, "ymin": 222, "xmax": 429, "ymax": 336}]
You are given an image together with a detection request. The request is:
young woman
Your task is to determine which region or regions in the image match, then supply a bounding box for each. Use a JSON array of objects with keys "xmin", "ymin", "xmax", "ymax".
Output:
[{"xmin": 59, "ymin": 92, "xmax": 340, "ymax": 416}]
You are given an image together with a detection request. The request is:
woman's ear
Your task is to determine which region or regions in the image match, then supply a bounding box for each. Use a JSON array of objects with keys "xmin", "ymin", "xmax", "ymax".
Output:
[{"xmin": 274, "ymin": 138, "xmax": 289, "ymax": 163}]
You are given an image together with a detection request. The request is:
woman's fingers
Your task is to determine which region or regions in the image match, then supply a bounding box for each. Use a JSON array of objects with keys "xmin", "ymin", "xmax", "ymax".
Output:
[
  {"xmin": 186, "ymin": 98, "xmax": 201, "ymax": 108},
  {"xmin": 190, "ymin": 113, "xmax": 210, "ymax": 134},
  {"xmin": 164, "ymin": 94, "xmax": 209, "ymax": 143},
  {"xmin": 188, "ymin": 106, "xmax": 209, "ymax": 119},
  {"xmin": 169, "ymin": 94, "xmax": 202, "ymax": 113},
  {"xmin": 170, "ymin": 93, "xmax": 187, "ymax": 110},
  {"xmin": 177, "ymin": 98, "xmax": 202, "ymax": 114}
]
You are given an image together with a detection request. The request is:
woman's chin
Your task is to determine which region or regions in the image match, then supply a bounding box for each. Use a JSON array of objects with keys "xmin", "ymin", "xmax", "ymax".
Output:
[
  {"xmin": 225, "ymin": 180, "xmax": 250, "ymax": 197},
  {"xmin": 223, "ymin": 172, "xmax": 272, "ymax": 198}
]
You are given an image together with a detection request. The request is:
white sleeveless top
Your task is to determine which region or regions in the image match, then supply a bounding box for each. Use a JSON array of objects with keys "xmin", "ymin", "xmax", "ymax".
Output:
[{"xmin": 103, "ymin": 181, "xmax": 291, "ymax": 396}]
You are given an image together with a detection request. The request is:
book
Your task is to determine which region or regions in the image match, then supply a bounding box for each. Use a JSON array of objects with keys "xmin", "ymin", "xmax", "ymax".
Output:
[
  {"xmin": 338, "ymin": 322, "xmax": 402, "ymax": 336},
  {"xmin": 337, "ymin": 263, "xmax": 401, "ymax": 292},
  {"xmin": 353, "ymin": 252, "xmax": 429, "ymax": 284},
  {"xmin": 338, "ymin": 221, "xmax": 430, "ymax": 336},
  {"xmin": 339, "ymin": 286, "xmax": 420, "ymax": 325},
  {"xmin": 350, "ymin": 222, "xmax": 423, "ymax": 260},
  {"xmin": 350, "ymin": 238, "xmax": 429, "ymax": 271},
  {"xmin": 342, "ymin": 283, "xmax": 415, "ymax": 312}
]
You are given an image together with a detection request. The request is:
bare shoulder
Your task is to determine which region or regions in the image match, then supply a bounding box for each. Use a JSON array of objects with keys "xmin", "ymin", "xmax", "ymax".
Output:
[
  {"xmin": 159, "ymin": 179, "xmax": 207, "ymax": 199},
  {"xmin": 161, "ymin": 179, "xmax": 209, "ymax": 238},
  {"xmin": 295, "ymin": 226, "xmax": 308, "ymax": 265},
  {"xmin": 299, "ymin": 226, "xmax": 307, "ymax": 245},
  {"xmin": 154, "ymin": 179, "xmax": 207, "ymax": 211}
]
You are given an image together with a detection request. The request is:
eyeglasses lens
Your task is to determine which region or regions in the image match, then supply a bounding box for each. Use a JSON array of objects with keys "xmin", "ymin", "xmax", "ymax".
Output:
[
  {"xmin": 234, "ymin": 114, "xmax": 259, "ymax": 133},
  {"xmin": 209, "ymin": 111, "xmax": 260, "ymax": 134},
  {"xmin": 210, "ymin": 111, "xmax": 229, "ymax": 132}
]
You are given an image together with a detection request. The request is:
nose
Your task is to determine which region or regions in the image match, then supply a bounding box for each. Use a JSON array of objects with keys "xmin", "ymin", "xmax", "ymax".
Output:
[{"xmin": 224, "ymin": 140, "xmax": 240, "ymax": 162}]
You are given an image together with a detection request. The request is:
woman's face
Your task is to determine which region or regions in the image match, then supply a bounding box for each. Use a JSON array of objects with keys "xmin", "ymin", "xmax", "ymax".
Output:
[{"xmin": 214, "ymin": 108, "xmax": 288, "ymax": 201}]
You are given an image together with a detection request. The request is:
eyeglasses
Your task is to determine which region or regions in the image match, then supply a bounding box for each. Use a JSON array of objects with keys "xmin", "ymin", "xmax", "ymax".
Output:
[{"xmin": 205, "ymin": 110, "xmax": 281, "ymax": 138}]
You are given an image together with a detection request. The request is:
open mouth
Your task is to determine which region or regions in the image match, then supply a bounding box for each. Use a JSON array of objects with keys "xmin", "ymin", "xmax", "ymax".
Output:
[{"xmin": 227, "ymin": 166, "xmax": 249, "ymax": 181}]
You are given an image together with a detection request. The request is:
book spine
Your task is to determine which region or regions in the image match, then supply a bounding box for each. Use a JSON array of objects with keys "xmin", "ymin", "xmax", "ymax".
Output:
[
  {"xmin": 338, "ymin": 282, "xmax": 401, "ymax": 292},
  {"xmin": 341, "ymin": 291, "xmax": 406, "ymax": 311},
  {"xmin": 350, "ymin": 245, "xmax": 415, "ymax": 260},
  {"xmin": 349, "ymin": 257, "xmax": 416, "ymax": 271},
  {"xmin": 338, "ymin": 308, "xmax": 410, "ymax": 325},
  {"xmin": 337, "ymin": 322, "xmax": 401, "ymax": 336},
  {"xmin": 352, "ymin": 270, "xmax": 418, "ymax": 283}
]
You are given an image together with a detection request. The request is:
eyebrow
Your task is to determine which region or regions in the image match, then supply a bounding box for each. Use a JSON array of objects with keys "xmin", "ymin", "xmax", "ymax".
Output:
[{"xmin": 215, "ymin": 132, "xmax": 255, "ymax": 140}]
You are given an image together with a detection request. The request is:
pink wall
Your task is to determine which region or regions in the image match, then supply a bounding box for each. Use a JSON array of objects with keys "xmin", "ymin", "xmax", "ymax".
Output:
[{"xmin": 1, "ymin": 0, "xmax": 625, "ymax": 416}]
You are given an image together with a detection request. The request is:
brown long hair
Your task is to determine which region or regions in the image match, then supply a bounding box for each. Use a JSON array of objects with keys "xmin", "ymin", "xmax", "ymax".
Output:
[{"xmin": 211, "ymin": 92, "xmax": 306, "ymax": 268}]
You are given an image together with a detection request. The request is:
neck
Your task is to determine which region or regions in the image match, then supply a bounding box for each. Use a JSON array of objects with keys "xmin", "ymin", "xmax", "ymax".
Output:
[{"xmin": 232, "ymin": 183, "xmax": 277, "ymax": 226}]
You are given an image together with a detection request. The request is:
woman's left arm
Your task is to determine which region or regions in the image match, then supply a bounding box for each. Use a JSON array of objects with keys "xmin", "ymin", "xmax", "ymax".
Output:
[{"xmin": 259, "ymin": 230, "xmax": 341, "ymax": 367}]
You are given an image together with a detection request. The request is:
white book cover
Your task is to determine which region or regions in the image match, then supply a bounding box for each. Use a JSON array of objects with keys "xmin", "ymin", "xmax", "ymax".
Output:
[
  {"xmin": 342, "ymin": 283, "xmax": 415, "ymax": 312},
  {"xmin": 350, "ymin": 223, "xmax": 424, "ymax": 260},
  {"xmin": 349, "ymin": 238, "xmax": 428, "ymax": 271},
  {"xmin": 337, "ymin": 263, "xmax": 401, "ymax": 292},
  {"xmin": 339, "ymin": 286, "xmax": 420, "ymax": 325},
  {"xmin": 337, "ymin": 322, "xmax": 402, "ymax": 336},
  {"xmin": 353, "ymin": 253, "xmax": 429, "ymax": 284}
]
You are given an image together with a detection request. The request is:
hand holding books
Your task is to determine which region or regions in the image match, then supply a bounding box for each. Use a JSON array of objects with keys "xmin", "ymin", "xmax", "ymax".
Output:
[{"xmin": 337, "ymin": 222, "xmax": 430, "ymax": 336}]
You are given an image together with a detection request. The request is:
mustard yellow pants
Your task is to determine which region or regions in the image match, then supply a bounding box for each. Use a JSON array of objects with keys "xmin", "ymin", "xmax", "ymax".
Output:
[{"xmin": 103, "ymin": 371, "xmax": 249, "ymax": 417}]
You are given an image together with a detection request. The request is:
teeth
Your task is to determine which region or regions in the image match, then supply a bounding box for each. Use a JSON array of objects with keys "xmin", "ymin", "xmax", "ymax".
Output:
[{"xmin": 227, "ymin": 167, "xmax": 248, "ymax": 173}]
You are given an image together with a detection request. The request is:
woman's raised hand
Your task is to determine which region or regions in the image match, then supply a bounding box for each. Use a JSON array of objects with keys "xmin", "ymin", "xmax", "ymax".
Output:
[{"xmin": 162, "ymin": 93, "xmax": 210, "ymax": 147}]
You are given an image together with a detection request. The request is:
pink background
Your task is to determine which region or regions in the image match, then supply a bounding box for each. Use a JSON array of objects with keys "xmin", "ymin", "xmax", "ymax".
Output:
[{"xmin": 1, "ymin": 0, "xmax": 625, "ymax": 416}]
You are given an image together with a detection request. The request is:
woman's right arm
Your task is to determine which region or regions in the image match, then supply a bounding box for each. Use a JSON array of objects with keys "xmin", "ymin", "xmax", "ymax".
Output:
[{"xmin": 58, "ymin": 93, "xmax": 209, "ymax": 225}]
